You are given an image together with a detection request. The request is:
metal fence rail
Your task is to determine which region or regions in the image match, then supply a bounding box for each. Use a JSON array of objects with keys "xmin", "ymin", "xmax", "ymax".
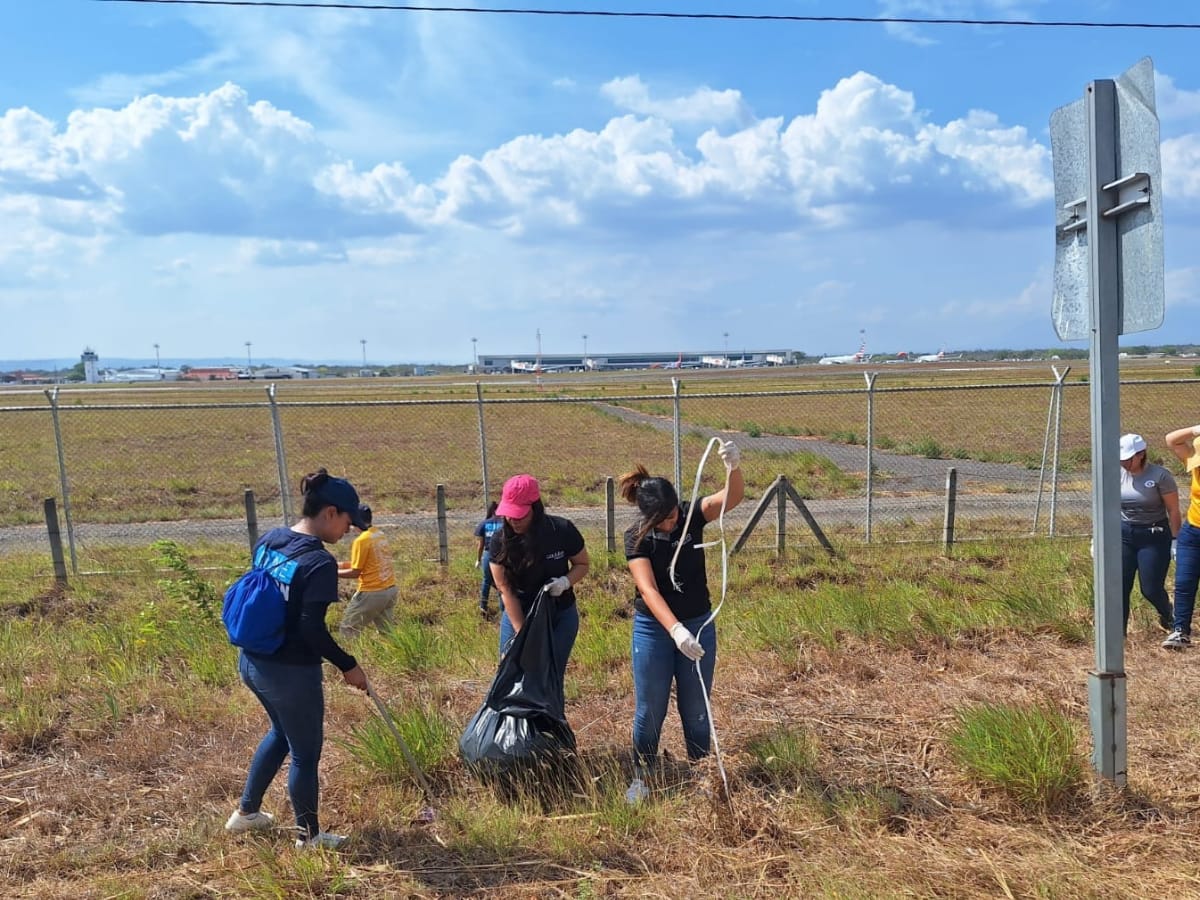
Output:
[{"xmin": 3, "ymin": 372, "xmax": 1183, "ymax": 574}]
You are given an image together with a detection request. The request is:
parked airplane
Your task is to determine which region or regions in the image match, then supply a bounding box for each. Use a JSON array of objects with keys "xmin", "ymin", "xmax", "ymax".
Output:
[
  {"xmin": 651, "ymin": 353, "xmax": 685, "ymax": 370},
  {"xmin": 818, "ymin": 339, "xmax": 869, "ymax": 365},
  {"xmin": 916, "ymin": 349, "xmax": 945, "ymax": 363}
]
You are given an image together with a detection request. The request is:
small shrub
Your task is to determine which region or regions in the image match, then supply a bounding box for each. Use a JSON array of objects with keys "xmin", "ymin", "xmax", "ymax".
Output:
[
  {"xmin": 167, "ymin": 478, "xmax": 199, "ymax": 495},
  {"xmin": 746, "ymin": 726, "xmax": 819, "ymax": 788},
  {"xmin": 151, "ymin": 540, "xmax": 220, "ymax": 623},
  {"xmin": 379, "ymin": 620, "xmax": 446, "ymax": 673},
  {"xmin": 742, "ymin": 422, "xmax": 763, "ymax": 438},
  {"xmin": 947, "ymin": 702, "xmax": 1083, "ymax": 811},
  {"xmin": 344, "ymin": 699, "xmax": 457, "ymax": 781},
  {"xmin": 910, "ymin": 437, "xmax": 943, "ymax": 459}
]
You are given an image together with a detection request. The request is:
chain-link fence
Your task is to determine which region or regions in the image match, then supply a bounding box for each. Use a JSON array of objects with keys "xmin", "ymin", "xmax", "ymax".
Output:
[{"xmin": 3, "ymin": 372, "xmax": 1191, "ymax": 576}]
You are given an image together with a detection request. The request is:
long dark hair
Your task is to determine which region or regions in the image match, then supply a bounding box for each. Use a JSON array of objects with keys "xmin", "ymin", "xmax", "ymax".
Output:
[
  {"xmin": 300, "ymin": 468, "xmax": 334, "ymax": 519},
  {"xmin": 486, "ymin": 501, "xmax": 499, "ymax": 518},
  {"xmin": 492, "ymin": 499, "xmax": 546, "ymax": 575},
  {"xmin": 618, "ymin": 464, "xmax": 679, "ymax": 545}
]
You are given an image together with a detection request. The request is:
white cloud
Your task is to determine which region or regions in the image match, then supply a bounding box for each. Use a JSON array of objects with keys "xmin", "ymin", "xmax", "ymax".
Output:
[
  {"xmin": 0, "ymin": 72, "xmax": 1058, "ymax": 249},
  {"xmin": 1155, "ymin": 72, "xmax": 1200, "ymax": 122},
  {"xmin": 601, "ymin": 76, "xmax": 752, "ymax": 126},
  {"xmin": 1161, "ymin": 134, "xmax": 1200, "ymax": 200},
  {"xmin": 1166, "ymin": 265, "xmax": 1200, "ymax": 308},
  {"xmin": 920, "ymin": 109, "xmax": 1051, "ymax": 204},
  {"xmin": 877, "ymin": 0, "xmax": 1047, "ymax": 45},
  {"xmin": 238, "ymin": 239, "xmax": 349, "ymax": 267}
]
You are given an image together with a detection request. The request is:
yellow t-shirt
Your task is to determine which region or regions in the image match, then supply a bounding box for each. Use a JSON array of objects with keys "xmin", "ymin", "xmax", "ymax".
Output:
[
  {"xmin": 1189, "ymin": 470, "xmax": 1200, "ymax": 529},
  {"xmin": 350, "ymin": 527, "xmax": 396, "ymax": 592}
]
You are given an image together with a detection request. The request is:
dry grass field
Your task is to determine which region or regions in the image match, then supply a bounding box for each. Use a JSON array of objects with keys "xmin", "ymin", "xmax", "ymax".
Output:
[
  {"xmin": 4, "ymin": 537, "xmax": 1200, "ymax": 898},
  {"xmin": 3, "ymin": 358, "xmax": 1196, "ymax": 533}
]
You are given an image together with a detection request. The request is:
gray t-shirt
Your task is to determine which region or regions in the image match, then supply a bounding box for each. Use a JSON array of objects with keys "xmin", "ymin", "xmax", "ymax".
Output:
[{"xmin": 1120, "ymin": 462, "xmax": 1178, "ymax": 525}]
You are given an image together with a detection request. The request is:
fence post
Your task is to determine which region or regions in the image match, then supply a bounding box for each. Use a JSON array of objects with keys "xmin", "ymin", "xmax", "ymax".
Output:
[
  {"xmin": 244, "ymin": 489, "xmax": 259, "ymax": 553},
  {"xmin": 43, "ymin": 387, "xmax": 77, "ymax": 574},
  {"xmin": 476, "ymin": 381, "xmax": 491, "ymax": 510},
  {"xmin": 43, "ymin": 498, "xmax": 68, "ymax": 585},
  {"xmin": 605, "ymin": 476, "xmax": 616, "ymax": 553},
  {"xmin": 1033, "ymin": 366, "xmax": 1070, "ymax": 535},
  {"xmin": 776, "ymin": 473, "xmax": 788, "ymax": 555},
  {"xmin": 672, "ymin": 377, "xmax": 682, "ymax": 491},
  {"xmin": 1049, "ymin": 367, "xmax": 1069, "ymax": 538},
  {"xmin": 266, "ymin": 383, "xmax": 293, "ymax": 524},
  {"xmin": 436, "ymin": 483, "xmax": 449, "ymax": 565},
  {"xmin": 864, "ymin": 372, "xmax": 877, "ymax": 543},
  {"xmin": 943, "ymin": 467, "xmax": 958, "ymax": 552}
]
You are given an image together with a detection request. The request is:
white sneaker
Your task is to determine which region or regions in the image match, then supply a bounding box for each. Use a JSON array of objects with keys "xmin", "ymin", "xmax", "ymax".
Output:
[
  {"xmin": 624, "ymin": 777, "xmax": 649, "ymax": 805},
  {"xmin": 225, "ymin": 810, "xmax": 274, "ymax": 833},
  {"xmin": 1162, "ymin": 630, "xmax": 1191, "ymax": 650},
  {"xmin": 295, "ymin": 831, "xmax": 348, "ymax": 850}
]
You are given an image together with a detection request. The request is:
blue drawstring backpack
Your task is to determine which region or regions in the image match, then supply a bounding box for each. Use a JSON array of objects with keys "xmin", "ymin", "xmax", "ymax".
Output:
[{"xmin": 222, "ymin": 546, "xmax": 304, "ymax": 653}]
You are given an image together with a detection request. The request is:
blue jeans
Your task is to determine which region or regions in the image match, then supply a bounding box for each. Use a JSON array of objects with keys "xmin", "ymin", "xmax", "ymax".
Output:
[
  {"xmin": 479, "ymin": 551, "xmax": 494, "ymax": 606},
  {"xmin": 499, "ymin": 602, "xmax": 579, "ymax": 688},
  {"xmin": 631, "ymin": 611, "xmax": 717, "ymax": 767},
  {"xmin": 237, "ymin": 653, "xmax": 325, "ymax": 839},
  {"xmin": 1173, "ymin": 521, "xmax": 1200, "ymax": 635},
  {"xmin": 1121, "ymin": 521, "xmax": 1173, "ymax": 633}
]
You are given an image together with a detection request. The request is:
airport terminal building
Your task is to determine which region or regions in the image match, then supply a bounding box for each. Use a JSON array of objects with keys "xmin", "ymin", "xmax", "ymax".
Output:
[{"xmin": 475, "ymin": 350, "xmax": 793, "ymax": 373}]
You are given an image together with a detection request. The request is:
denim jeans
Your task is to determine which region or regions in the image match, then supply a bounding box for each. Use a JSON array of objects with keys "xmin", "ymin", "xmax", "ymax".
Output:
[
  {"xmin": 499, "ymin": 602, "xmax": 579, "ymax": 688},
  {"xmin": 237, "ymin": 653, "xmax": 325, "ymax": 839},
  {"xmin": 631, "ymin": 610, "xmax": 717, "ymax": 767},
  {"xmin": 1121, "ymin": 521, "xmax": 1173, "ymax": 633},
  {"xmin": 1173, "ymin": 521, "xmax": 1200, "ymax": 635},
  {"xmin": 479, "ymin": 551, "xmax": 494, "ymax": 605}
]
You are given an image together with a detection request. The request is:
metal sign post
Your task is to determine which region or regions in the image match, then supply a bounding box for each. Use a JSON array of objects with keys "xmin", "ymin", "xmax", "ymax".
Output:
[{"xmin": 1050, "ymin": 58, "xmax": 1164, "ymax": 786}]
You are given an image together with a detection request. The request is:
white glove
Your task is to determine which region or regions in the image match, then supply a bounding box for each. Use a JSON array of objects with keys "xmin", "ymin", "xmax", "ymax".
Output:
[
  {"xmin": 1089, "ymin": 537, "xmax": 1094, "ymax": 559},
  {"xmin": 1172, "ymin": 540, "xmax": 1178, "ymax": 561},
  {"xmin": 717, "ymin": 439, "xmax": 740, "ymax": 470},
  {"xmin": 669, "ymin": 622, "xmax": 705, "ymax": 661},
  {"xmin": 544, "ymin": 576, "xmax": 571, "ymax": 597},
  {"xmin": 474, "ymin": 559, "xmax": 481, "ymax": 569}
]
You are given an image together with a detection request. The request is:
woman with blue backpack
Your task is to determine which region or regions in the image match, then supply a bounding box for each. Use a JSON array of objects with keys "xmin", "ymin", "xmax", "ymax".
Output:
[{"xmin": 224, "ymin": 468, "xmax": 371, "ymax": 850}]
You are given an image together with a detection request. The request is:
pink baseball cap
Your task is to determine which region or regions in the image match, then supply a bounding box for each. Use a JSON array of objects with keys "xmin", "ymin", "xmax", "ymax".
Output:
[{"xmin": 495, "ymin": 474, "xmax": 541, "ymax": 518}]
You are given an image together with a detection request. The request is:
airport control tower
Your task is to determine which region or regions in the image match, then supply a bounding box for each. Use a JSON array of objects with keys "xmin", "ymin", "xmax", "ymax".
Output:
[{"xmin": 81, "ymin": 348, "xmax": 99, "ymax": 384}]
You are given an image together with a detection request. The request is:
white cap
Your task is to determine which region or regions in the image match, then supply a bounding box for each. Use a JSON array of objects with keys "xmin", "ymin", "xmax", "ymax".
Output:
[{"xmin": 1119, "ymin": 433, "xmax": 1147, "ymax": 461}]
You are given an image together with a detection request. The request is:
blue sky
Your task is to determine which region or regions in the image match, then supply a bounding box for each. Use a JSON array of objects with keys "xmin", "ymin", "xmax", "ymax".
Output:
[{"xmin": 4, "ymin": 0, "xmax": 1200, "ymax": 364}]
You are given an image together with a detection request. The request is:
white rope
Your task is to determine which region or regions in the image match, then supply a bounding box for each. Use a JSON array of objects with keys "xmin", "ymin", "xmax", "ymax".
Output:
[{"xmin": 667, "ymin": 437, "xmax": 732, "ymax": 805}]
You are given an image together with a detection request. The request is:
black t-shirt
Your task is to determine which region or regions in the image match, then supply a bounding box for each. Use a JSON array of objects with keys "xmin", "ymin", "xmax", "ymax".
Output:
[
  {"xmin": 244, "ymin": 526, "xmax": 358, "ymax": 672},
  {"xmin": 488, "ymin": 514, "xmax": 585, "ymax": 613},
  {"xmin": 624, "ymin": 500, "xmax": 711, "ymax": 621}
]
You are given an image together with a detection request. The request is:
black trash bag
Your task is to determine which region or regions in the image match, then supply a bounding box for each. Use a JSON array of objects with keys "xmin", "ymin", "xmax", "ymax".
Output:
[{"xmin": 459, "ymin": 589, "xmax": 577, "ymax": 793}]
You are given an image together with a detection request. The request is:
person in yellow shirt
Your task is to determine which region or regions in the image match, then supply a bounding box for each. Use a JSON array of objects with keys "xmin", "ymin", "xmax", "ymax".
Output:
[
  {"xmin": 337, "ymin": 505, "xmax": 398, "ymax": 638},
  {"xmin": 1163, "ymin": 427, "xmax": 1200, "ymax": 649}
]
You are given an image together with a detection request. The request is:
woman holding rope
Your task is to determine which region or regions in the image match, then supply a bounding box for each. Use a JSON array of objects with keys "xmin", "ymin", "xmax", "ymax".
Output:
[{"xmin": 618, "ymin": 439, "xmax": 743, "ymax": 803}]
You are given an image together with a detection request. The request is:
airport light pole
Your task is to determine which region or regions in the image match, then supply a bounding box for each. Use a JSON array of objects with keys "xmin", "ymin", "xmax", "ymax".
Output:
[
  {"xmin": 361, "ymin": 338, "xmax": 367, "ymax": 371},
  {"xmin": 154, "ymin": 343, "xmax": 161, "ymax": 378},
  {"xmin": 723, "ymin": 331, "xmax": 729, "ymax": 364},
  {"xmin": 582, "ymin": 333, "xmax": 588, "ymax": 366},
  {"xmin": 245, "ymin": 341, "xmax": 252, "ymax": 371}
]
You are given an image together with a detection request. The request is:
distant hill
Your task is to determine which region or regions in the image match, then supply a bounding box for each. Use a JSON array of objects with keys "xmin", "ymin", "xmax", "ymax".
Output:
[{"xmin": 0, "ymin": 357, "xmax": 384, "ymax": 373}]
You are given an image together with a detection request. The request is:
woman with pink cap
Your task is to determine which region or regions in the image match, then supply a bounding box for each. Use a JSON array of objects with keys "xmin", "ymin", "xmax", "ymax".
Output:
[
  {"xmin": 488, "ymin": 474, "xmax": 590, "ymax": 686},
  {"xmin": 1116, "ymin": 433, "xmax": 1177, "ymax": 636}
]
